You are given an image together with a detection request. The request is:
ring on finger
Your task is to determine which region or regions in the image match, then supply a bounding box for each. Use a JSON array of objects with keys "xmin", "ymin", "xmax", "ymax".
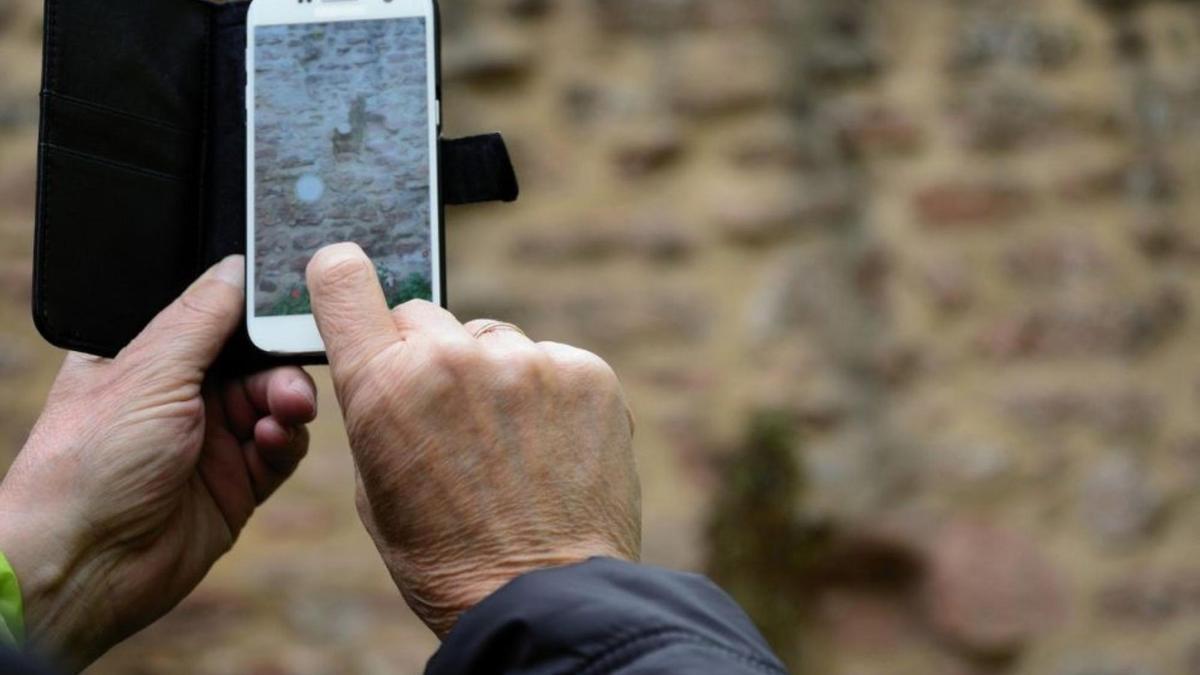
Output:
[{"xmin": 471, "ymin": 321, "xmax": 527, "ymax": 340}]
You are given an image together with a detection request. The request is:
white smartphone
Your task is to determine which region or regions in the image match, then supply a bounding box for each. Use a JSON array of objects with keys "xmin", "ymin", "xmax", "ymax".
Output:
[{"xmin": 246, "ymin": 0, "xmax": 442, "ymax": 355}]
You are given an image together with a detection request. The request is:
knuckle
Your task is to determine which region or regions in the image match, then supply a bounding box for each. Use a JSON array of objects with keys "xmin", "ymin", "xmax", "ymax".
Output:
[
  {"xmin": 394, "ymin": 298, "xmax": 438, "ymax": 317},
  {"xmin": 490, "ymin": 349, "xmax": 547, "ymax": 393},
  {"xmin": 562, "ymin": 349, "xmax": 620, "ymax": 389},
  {"xmin": 462, "ymin": 319, "xmax": 491, "ymax": 335},
  {"xmin": 177, "ymin": 282, "xmax": 231, "ymax": 323},
  {"xmin": 408, "ymin": 298, "xmax": 439, "ymax": 311},
  {"xmin": 415, "ymin": 359, "xmax": 458, "ymax": 401},
  {"xmin": 429, "ymin": 340, "xmax": 481, "ymax": 375}
]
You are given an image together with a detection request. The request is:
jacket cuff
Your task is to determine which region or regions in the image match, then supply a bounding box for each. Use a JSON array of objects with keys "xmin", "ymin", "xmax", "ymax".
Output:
[
  {"xmin": 0, "ymin": 551, "xmax": 25, "ymax": 647},
  {"xmin": 426, "ymin": 557, "xmax": 785, "ymax": 675}
]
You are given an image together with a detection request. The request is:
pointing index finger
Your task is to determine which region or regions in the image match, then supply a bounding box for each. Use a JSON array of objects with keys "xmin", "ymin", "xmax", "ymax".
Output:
[{"xmin": 306, "ymin": 243, "xmax": 400, "ymax": 377}]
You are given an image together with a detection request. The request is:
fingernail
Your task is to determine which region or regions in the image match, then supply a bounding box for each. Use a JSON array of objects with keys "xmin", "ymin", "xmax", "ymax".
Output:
[
  {"xmin": 309, "ymin": 244, "xmax": 370, "ymax": 278},
  {"xmin": 211, "ymin": 255, "xmax": 245, "ymax": 289},
  {"xmin": 289, "ymin": 378, "xmax": 318, "ymax": 415},
  {"xmin": 321, "ymin": 242, "xmax": 367, "ymax": 259}
]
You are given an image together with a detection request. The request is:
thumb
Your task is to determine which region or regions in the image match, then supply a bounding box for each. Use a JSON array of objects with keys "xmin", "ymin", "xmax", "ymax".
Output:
[{"xmin": 120, "ymin": 255, "xmax": 245, "ymax": 377}]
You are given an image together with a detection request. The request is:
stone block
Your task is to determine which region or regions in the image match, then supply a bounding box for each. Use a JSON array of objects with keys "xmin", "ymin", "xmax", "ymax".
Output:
[
  {"xmin": 922, "ymin": 521, "xmax": 1065, "ymax": 657},
  {"xmin": 915, "ymin": 181, "xmax": 1032, "ymax": 228},
  {"xmin": 1080, "ymin": 452, "xmax": 1164, "ymax": 549}
]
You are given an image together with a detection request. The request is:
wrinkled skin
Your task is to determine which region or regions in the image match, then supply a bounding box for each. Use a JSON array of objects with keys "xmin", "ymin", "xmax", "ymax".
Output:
[
  {"xmin": 0, "ymin": 242, "xmax": 643, "ymax": 668},
  {"xmin": 0, "ymin": 257, "xmax": 317, "ymax": 672},
  {"xmin": 306, "ymin": 243, "xmax": 642, "ymax": 637}
]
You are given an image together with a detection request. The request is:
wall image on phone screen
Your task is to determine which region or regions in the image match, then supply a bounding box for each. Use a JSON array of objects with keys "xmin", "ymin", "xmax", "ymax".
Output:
[{"xmin": 254, "ymin": 18, "xmax": 431, "ymax": 317}]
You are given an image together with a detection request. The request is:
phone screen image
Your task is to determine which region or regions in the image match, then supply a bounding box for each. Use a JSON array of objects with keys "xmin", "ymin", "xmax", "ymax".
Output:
[{"xmin": 252, "ymin": 17, "xmax": 433, "ymax": 318}]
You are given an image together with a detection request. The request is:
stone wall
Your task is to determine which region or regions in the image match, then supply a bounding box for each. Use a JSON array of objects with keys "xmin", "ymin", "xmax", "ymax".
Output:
[
  {"xmin": 3, "ymin": 0, "xmax": 1200, "ymax": 673},
  {"xmin": 253, "ymin": 18, "xmax": 432, "ymax": 314}
]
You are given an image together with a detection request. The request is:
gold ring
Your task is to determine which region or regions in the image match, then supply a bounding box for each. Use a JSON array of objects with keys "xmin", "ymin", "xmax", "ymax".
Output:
[{"xmin": 471, "ymin": 321, "xmax": 527, "ymax": 340}]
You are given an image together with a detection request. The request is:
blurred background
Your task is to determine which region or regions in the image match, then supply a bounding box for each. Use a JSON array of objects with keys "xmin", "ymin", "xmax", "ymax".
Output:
[{"xmin": 4, "ymin": 0, "xmax": 1200, "ymax": 672}]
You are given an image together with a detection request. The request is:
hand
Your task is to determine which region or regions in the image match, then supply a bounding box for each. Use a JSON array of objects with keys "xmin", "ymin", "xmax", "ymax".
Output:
[
  {"xmin": 0, "ymin": 256, "xmax": 317, "ymax": 672},
  {"xmin": 306, "ymin": 243, "xmax": 641, "ymax": 637}
]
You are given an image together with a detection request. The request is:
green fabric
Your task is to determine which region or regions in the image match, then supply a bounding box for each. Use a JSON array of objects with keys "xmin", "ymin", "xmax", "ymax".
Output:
[{"xmin": 0, "ymin": 551, "xmax": 24, "ymax": 646}]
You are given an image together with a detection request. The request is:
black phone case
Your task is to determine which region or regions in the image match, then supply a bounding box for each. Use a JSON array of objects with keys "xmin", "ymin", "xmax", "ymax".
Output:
[{"xmin": 33, "ymin": 0, "xmax": 518, "ymax": 370}]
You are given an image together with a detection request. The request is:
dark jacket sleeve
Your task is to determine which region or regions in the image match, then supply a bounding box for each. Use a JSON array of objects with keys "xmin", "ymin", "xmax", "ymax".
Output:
[
  {"xmin": 0, "ymin": 647, "xmax": 58, "ymax": 675},
  {"xmin": 425, "ymin": 558, "xmax": 788, "ymax": 675}
]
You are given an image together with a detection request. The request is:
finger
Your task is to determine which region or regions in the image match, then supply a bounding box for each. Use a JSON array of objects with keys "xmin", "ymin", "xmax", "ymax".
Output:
[
  {"xmin": 307, "ymin": 243, "xmax": 400, "ymax": 376},
  {"xmin": 392, "ymin": 299, "xmax": 474, "ymax": 342},
  {"xmin": 464, "ymin": 319, "xmax": 535, "ymax": 351},
  {"xmin": 537, "ymin": 340, "xmax": 611, "ymax": 367},
  {"xmin": 199, "ymin": 387, "xmax": 257, "ymax": 534},
  {"xmin": 222, "ymin": 368, "xmax": 317, "ymax": 442},
  {"xmin": 247, "ymin": 420, "xmax": 310, "ymax": 503},
  {"xmin": 539, "ymin": 341, "xmax": 636, "ymax": 436},
  {"xmin": 242, "ymin": 367, "xmax": 318, "ymax": 427},
  {"xmin": 122, "ymin": 256, "xmax": 245, "ymax": 378},
  {"xmin": 221, "ymin": 378, "xmax": 258, "ymax": 442}
]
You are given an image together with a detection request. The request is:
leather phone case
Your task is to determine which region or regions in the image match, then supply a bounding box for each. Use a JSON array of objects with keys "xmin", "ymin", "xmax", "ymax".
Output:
[{"xmin": 34, "ymin": 0, "xmax": 519, "ymax": 370}]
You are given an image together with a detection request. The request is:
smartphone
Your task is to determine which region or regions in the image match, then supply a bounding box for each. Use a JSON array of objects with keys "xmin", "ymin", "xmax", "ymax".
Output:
[{"xmin": 246, "ymin": 0, "xmax": 442, "ymax": 355}]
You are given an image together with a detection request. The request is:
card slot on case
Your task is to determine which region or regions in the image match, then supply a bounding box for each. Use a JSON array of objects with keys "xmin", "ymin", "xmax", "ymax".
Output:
[
  {"xmin": 38, "ymin": 144, "xmax": 189, "ymax": 184},
  {"xmin": 44, "ymin": 0, "xmax": 210, "ymax": 129},
  {"xmin": 41, "ymin": 92, "xmax": 196, "ymax": 135},
  {"xmin": 35, "ymin": 146, "xmax": 202, "ymax": 357},
  {"xmin": 41, "ymin": 94, "xmax": 198, "ymax": 181}
]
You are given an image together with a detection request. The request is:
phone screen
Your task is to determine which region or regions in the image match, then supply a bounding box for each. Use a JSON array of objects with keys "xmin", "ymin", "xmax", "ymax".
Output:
[{"xmin": 252, "ymin": 17, "xmax": 434, "ymax": 319}]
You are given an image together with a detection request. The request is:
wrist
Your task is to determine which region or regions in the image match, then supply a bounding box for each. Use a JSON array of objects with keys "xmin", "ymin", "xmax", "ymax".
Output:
[
  {"xmin": 402, "ymin": 543, "xmax": 635, "ymax": 639},
  {"xmin": 0, "ymin": 494, "xmax": 107, "ymax": 672}
]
